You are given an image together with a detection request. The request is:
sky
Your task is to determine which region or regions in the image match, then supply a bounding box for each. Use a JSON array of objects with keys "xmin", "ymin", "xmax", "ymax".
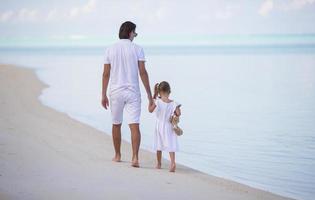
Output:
[{"xmin": 0, "ymin": 0, "xmax": 315, "ymax": 46}]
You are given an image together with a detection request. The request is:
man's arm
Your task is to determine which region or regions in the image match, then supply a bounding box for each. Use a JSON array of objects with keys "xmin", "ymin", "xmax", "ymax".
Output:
[
  {"xmin": 138, "ymin": 61, "xmax": 153, "ymax": 101},
  {"xmin": 101, "ymin": 64, "xmax": 111, "ymax": 109}
]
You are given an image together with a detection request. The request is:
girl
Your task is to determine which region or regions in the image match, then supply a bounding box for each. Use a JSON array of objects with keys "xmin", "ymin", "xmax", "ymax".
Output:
[{"xmin": 149, "ymin": 81, "xmax": 182, "ymax": 172}]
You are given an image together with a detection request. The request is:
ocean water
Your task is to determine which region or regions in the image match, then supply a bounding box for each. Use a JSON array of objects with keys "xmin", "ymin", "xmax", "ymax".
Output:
[{"xmin": 1, "ymin": 41, "xmax": 315, "ymax": 200}]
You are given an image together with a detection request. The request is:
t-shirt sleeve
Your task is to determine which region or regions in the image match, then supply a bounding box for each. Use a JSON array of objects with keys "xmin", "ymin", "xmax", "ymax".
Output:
[
  {"xmin": 137, "ymin": 46, "xmax": 146, "ymax": 62},
  {"xmin": 104, "ymin": 48, "xmax": 110, "ymax": 64}
]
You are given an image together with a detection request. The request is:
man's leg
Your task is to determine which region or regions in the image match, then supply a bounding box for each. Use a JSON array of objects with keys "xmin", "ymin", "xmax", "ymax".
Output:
[
  {"xmin": 129, "ymin": 123, "xmax": 141, "ymax": 167},
  {"xmin": 112, "ymin": 124, "xmax": 122, "ymax": 162}
]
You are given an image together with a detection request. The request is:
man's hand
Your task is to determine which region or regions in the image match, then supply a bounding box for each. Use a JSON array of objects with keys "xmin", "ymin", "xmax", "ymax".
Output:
[
  {"xmin": 148, "ymin": 98, "xmax": 155, "ymax": 113},
  {"xmin": 102, "ymin": 96, "xmax": 109, "ymax": 109},
  {"xmin": 149, "ymin": 97, "xmax": 154, "ymax": 106}
]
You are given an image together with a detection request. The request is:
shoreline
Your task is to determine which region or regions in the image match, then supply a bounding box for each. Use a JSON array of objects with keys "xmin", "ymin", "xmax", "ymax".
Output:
[{"xmin": 0, "ymin": 63, "xmax": 294, "ymax": 200}]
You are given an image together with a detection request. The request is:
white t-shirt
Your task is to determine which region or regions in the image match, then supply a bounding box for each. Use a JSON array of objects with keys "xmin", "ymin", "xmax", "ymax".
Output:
[{"xmin": 104, "ymin": 39, "xmax": 145, "ymax": 95}]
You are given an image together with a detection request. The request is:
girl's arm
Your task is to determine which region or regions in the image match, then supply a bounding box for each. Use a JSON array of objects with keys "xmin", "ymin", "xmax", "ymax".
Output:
[
  {"xmin": 149, "ymin": 83, "xmax": 159, "ymax": 113},
  {"xmin": 153, "ymin": 83, "xmax": 159, "ymax": 99}
]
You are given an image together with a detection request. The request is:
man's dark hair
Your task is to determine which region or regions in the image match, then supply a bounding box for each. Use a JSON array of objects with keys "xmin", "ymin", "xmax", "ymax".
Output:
[{"xmin": 119, "ymin": 21, "xmax": 136, "ymax": 39}]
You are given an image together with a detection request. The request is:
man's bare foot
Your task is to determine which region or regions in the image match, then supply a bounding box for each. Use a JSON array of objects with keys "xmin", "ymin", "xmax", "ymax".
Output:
[
  {"xmin": 169, "ymin": 163, "xmax": 176, "ymax": 172},
  {"xmin": 156, "ymin": 163, "xmax": 162, "ymax": 169},
  {"xmin": 112, "ymin": 154, "xmax": 121, "ymax": 162}
]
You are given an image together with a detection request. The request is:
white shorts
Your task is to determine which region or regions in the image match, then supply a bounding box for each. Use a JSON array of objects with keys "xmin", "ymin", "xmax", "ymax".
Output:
[{"xmin": 109, "ymin": 90, "xmax": 141, "ymax": 125}]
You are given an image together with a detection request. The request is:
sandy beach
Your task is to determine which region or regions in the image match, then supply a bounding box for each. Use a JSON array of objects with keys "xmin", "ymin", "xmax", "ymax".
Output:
[{"xmin": 0, "ymin": 64, "xmax": 294, "ymax": 200}]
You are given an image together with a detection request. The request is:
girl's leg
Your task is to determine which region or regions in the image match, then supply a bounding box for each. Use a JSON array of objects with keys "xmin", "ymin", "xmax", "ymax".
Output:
[
  {"xmin": 169, "ymin": 152, "xmax": 176, "ymax": 172},
  {"xmin": 156, "ymin": 151, "xmax": 162, "ymax": 169}
]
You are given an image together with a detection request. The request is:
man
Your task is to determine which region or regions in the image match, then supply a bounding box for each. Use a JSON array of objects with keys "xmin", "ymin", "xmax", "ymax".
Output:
[{"xmin": 102, "ymin": 21, "xmax": 153, "ymax": 167}]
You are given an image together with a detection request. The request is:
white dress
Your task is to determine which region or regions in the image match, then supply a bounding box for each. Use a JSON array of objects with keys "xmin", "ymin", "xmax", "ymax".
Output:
[{"xmin": 153, "ymin": 98, "xmax": 179, "ymax": 152}]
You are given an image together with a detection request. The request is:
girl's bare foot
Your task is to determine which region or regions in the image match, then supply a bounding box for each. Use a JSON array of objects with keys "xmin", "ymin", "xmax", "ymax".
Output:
[
  {"xmin": 112, "ymin": 154, "xmax": 121, "ymax": 162},
  {"xmin": 131, "ymin": 159, "xmax": 140, "ymax": 168},
  {"xmin": 156, "ymin": 163, "xmax": 162, "ymax": 169},
  {"xmin": 169, "ymin": 163, "xmax": 176, "ymax": 172}
]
